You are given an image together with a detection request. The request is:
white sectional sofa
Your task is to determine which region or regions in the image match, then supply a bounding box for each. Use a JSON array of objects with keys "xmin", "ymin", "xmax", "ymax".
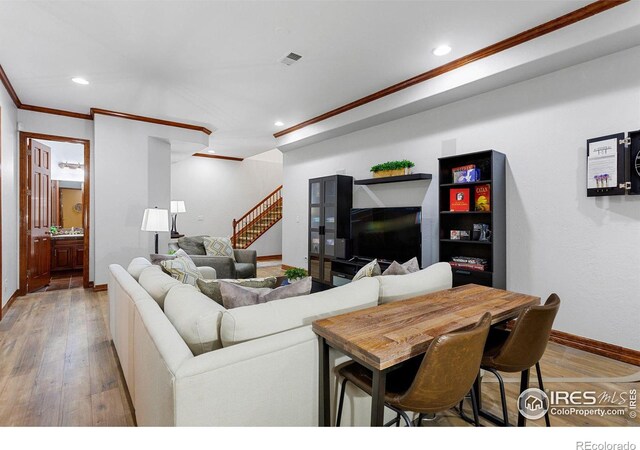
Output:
[{"xmin": 108, "ymin": 258, "xmax": 452, "ymax": 426}]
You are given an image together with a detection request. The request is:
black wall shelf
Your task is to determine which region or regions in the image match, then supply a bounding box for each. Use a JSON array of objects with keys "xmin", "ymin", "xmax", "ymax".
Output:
[{"xmin": 354, "ymin": 173, "xmax": 432, "ymax": 185}]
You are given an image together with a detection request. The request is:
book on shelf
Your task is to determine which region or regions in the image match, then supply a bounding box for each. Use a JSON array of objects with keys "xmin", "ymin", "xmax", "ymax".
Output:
[
  {"xmin": 474, "ymin": 184, "xmax": 491, "ymax": 211},
  {"xmin": 452, "ymin": 256, "xmax": 488, "ymax": 265},
  {"xmin": 449, "ymin": 188, "xmax": 470, "ymax": 211},
  {"xmin": 449, "ymin": 261, "xmax": 486, "ymax": 271},
  {"xmin": 452, "ymin": 164, "xmax": 480, "ymax": 183}
]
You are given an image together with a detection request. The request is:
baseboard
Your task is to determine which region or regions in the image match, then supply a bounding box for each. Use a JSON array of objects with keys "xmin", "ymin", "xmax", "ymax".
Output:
[
  {"xmin": 2, "ymin": 290, "xmax": 20, "ymax": 317},
  {"xmin": 549, "ymin": 329, "xmax": 640, "ymax": 366},
  {"xmin": 281, "ymin": 264, "xmax": 296, "ymax": 271},
  {"xmin": 93, "ymin": 284, "xmax": 108, "ymax": 292},
  {"xmin": 256, "ymin": 254, "xmax": 282, "ymax": 262}
]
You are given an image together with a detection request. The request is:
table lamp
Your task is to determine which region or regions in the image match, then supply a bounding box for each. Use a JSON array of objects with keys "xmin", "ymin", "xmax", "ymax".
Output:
[
  {"xmin": 141, "ymin": 207, "xmax": 169, "ymax": 254},
  {"xmin": 170, "ymin": 200, "xmax": 186, "ymax": 238}
]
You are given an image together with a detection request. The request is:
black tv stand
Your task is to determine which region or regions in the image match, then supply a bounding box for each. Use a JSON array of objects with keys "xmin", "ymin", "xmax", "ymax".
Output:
[{"xmin": 331, "ymin": 258, "xmax": 392, "ymax": 287}]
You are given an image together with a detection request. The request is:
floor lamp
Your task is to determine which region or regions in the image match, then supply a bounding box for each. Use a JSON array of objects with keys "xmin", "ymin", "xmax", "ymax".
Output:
[{"xmin": 141, "ymin": 207, "xmax": 169, "ymax": 254}]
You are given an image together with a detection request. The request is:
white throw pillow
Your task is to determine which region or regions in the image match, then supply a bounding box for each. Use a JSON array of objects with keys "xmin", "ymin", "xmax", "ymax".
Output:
[
  {"xmin": 203, "ymin": 236, "xmax": 235, "ymax": 260},
  {"xmin": 352, "ymin": 259, "xmax": 381, "ymax": 281}
]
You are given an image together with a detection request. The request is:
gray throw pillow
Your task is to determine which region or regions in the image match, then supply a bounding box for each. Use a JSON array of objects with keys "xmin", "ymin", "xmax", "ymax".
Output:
[
  {"xmin": 382, "ymin": 257, "xmax": 420, "ymax": 276},
  {"xmin": 177, "ymin": 235, "xmax": 208, "ymax": 255},
  {"xmin": 197, "ymin": 277, "xmax": 278, "ymax": 305},
  {"xmin": 382, "ymin": 260, "xmax": 410, "ymax": 276},
  {"xmin": 219, "ymin": 277, "xmax": 312, "ymax": 309}
]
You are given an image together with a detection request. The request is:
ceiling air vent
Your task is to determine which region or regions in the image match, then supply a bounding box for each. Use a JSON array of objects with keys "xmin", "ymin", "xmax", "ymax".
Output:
[{"xmin": 279, "ymin": 52, "xmax": 302, "ymax": 66}]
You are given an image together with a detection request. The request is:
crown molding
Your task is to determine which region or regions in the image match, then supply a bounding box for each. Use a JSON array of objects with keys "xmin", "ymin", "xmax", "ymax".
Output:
[
  {"xmin": 274, "ymin": 0, "xmax": 629, "ymax": 139},
  {"xmin": 193, "ymin": 153, "xmax": 244, "ymax": 162},
  {"xmin": 20, "ymin": 104, "xmax": 92, "ymax": 120},
  {"xmin": 90, "ymin": 108, "xmax": 212, "ymax": 135},
  {"xmin": 0, "ymin": 64, "xmax": 21, "ymax": 107}
]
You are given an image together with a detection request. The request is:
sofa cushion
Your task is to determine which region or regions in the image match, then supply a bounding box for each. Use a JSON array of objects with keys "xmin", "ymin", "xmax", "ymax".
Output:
[
  {"xmin": 219, "ymin": 277, "xmax": 312, "ymax": 309},
  {"xmin": 374, "ymin": 262, "xmax": 452, "ymax": 304},
  {"xmin": 127, "ymin": 257, "xmax": 153, "ymax": 281},
  {"xmin": 177, "ymin": 235, "xmax": 208, "ymax": 255},
  {"xmin": 138, "ymin": 266, "xmax": 182, "ymax": 310},
  {"xmin": 203, "ymin": 236, "xmax": 235, "ymax": 260},
  {"xmin": 163, "ymin": 284, "xmax": 227, "ymax": 355},
  {"xmin": 196, "ymin": 277, "xmax": 278, "ymax": 305},
  {"xmin": 219, "ymin": 277, "xmax": 380, "ymax": 347},
  {"xmin": 161, "ymin": 255, "xmax": 202, "ymax": 288},
  {"xmin": 235, "ymin": 262, "xmax": 256, "ymax": 278},
  {"xmin": 352, "ymin": 259, "xmax": 381, "ymax": 281}
]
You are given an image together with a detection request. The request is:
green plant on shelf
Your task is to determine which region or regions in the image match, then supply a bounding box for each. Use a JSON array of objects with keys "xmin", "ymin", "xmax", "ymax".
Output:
[
  {"xmin": 370, "ymin": 160, "xmax": 415, "ymax": 172},
  {"xmin": 284, "ymin": 267, "xmax": 308, "ymax": 282}
]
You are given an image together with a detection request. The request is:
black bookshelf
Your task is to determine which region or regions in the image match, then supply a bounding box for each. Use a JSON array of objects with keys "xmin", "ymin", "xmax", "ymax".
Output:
[{"xmin": 438, "ymin": 150, "xmax": 506, "ymax": 289}]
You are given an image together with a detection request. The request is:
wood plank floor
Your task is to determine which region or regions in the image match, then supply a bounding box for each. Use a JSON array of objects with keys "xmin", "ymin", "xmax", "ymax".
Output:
[
  {"xmin": 0, "ymin": 288, "xmax": 134, "ymax": 426},
  {"xmin": 0, "ymin": 280, "xmax": 637, "ymax": 426}
]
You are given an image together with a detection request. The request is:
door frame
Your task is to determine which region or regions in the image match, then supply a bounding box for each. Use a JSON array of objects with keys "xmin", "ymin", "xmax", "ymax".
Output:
[{"xmin": 19, "ymin": 132, "xmax": 91, "ymax": 294}]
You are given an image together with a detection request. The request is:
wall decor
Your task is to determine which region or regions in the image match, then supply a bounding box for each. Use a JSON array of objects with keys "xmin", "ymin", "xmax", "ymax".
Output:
[{"xmin": 586, "ymin": 130, "xmax": 640, "ymax": 196}]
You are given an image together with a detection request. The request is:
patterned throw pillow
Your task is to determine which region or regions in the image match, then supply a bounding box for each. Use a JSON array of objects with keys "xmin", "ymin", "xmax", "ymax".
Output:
[
  {"xmin": 352, "ymin": 259, "xmax": 381, "ymax": 282},
  {"xmin": 196, "ymin": 277, "xmax": 278, "ymax": 305},
  {"xmin": 382, "ymin": 257, "xmax": 420, "ymax": 276},
  {"xmin": 218, "ymin": 277, "xmax": 312, "ymax": 309},
  {"xmin": 161, "ymin": 253, "xmax": 202, "ymax": 288},
  {"xmin": 203, "ymin": 236, "xmax": 235, "ymax": 261}
]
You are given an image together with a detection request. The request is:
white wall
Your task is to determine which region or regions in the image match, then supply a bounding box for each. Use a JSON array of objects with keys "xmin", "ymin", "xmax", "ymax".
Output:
[
  {"xmin": 282, "ymin": 45, "xmax": 640, "ymax": 350},
  {"xmin": 93, "ymin": 114, "xmax": 207, "ymax": 285},
  {"xmin": 171, "ymin": 156, "xmax": 283, "ymax": 256},
  {"xmin": 0, "ymin": 88, "xmax": 18, "ymax": 307}
]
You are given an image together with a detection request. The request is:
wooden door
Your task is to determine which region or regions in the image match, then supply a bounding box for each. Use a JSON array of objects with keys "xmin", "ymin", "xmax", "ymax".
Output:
[{"xmin": 27, "ymin": 139, "xmax": 52, "ymax": 292}]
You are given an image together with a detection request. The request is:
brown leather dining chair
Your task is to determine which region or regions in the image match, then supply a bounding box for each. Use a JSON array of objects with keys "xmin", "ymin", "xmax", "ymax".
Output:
[
  {"xmin": 475, "ymin": 293, "xmax": 560, "ymax": 427},
  {"xmin": 335, "ymin": 312, "xmax": 492, "ymax": 427}
]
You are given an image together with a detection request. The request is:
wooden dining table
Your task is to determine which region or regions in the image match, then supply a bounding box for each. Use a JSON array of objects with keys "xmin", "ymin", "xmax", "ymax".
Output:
[{"xmin": 312, "ymin": 283, "xmax": 540, "ymax": 427}]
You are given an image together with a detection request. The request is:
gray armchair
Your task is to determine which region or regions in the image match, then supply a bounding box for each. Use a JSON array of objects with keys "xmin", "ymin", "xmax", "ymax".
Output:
[{"xmin": 167, "ymin": 235, "xmax": 257, "ymax": 279}]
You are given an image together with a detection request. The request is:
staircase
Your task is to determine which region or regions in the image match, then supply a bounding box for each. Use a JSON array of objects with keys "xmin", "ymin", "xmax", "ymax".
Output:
[{"xmin": 232, "ymin": 185, "xmax": 283, "ymax": 249}]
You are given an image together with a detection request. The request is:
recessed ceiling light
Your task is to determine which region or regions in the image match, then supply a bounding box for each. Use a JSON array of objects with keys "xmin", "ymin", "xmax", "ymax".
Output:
[
  {"xmin": 432, "ymin": 45, "xmax": 452, "ymax": 56},
  {"xmin": 207, "ymin": 150, "xmax": 216, "ymax": 154},
  {"xmin": 274, "ymin": 121, "xmax": 284, "ymax": 127},
  {"xmin": 71, "ymin": 77, "xmax": 89, "ymax": 85}
]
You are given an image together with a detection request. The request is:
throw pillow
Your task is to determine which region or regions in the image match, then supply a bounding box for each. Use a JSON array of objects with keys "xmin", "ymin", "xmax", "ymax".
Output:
[
  {"xmin": 219, "ymin": 277, "xmax": 312, "ymax": 309},
  {"xmin": 197, "ymin": 277, "xmax": 278, "ymax": 305},
  {"xmin": 403, "ymin": 257, "xmax": 420, "ymax": 273},
  {"xmin": 382, "ymin": 257, "xmax": 420, "ymax": 276},
  {"xmin": 203, "ymin": 236, "xmax": 235, "ymax": 261},
  {"xmin": 352, "ymin": 259, "xmax": 381, "ymax": 281},
  {"xmin": 161, "ymin": 255, "xmax": 202, "ymax": 288},
  {"xmin": 382, "ymin": 260, "xmax": 410, "ymax": 276}
]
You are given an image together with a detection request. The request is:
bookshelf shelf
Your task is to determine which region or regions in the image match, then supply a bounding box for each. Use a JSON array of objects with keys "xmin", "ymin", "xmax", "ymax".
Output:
[{"xmin": 440, "ymin": 239, "xmax": 492, "ymax": 245}]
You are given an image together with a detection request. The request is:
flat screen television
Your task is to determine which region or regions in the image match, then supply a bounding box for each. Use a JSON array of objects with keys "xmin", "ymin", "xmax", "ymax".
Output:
[{"xmin": 350, "ymin": 207, "xmax": 422, "ymax": 265}]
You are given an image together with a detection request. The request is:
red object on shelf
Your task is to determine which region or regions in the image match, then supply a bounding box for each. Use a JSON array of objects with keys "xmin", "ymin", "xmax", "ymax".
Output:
[{"xmin": 449, "ymin": 188, "xmax": 470, "ymax": 211}]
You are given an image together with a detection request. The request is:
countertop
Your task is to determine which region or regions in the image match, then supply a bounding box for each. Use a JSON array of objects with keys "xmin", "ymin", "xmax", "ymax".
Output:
[{"xmin": 51, "ymin": 234, "xmax": 84, "ymax": 240}]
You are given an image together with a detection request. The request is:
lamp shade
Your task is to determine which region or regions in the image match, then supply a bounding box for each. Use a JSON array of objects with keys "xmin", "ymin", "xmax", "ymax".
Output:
[
  {"xmin": 141, "ymin": 208, "xmax": 170, "ymax": 232},
  {"xmin": 170, "ymin": 200, "xmax": 186, "ymax": 214}
]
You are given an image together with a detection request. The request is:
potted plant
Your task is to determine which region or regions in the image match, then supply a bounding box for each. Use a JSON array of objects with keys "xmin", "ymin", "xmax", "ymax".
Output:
[
  {"xmin": 370, "ymin": 160, "xmax": 415, "ymax": 178},
  {"xmin": 284, "ymin": 267, "xmax": 308, "ymax": 283}
]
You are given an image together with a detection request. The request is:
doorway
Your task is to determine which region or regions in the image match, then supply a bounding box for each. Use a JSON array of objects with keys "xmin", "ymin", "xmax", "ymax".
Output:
[{"xmin": 19, "ymin": 132, "xmax": 91, "ymax": 294}]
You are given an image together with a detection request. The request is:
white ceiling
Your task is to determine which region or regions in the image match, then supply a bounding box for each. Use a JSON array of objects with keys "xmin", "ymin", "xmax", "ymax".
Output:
[{"xmin": 0, "ymin": 1, "xmax": 599, "ymax": 157}]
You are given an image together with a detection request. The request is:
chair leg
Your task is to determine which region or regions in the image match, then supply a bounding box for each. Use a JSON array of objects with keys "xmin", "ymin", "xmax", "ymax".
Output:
[
  {"xmin": 396, "ymin": 413, "xmax": 400, "ymax": 427},
  {"xmin": 518, "ymin": 368, "xmax": 530, "ymax": 427},
  {"xmin": 399, "ymin": 410, "xmax": 413, "ymax": 427},
  {"xmin": 470, "ymin": 386, "xmax": 480, "ymax": 427},
  {"xmin": 536, "ymin": 362, "xmax": 551, "ymax": 427},
  {"xmin": 336, "ymin": 378, "xmax": 348, "ymax": 427},
  {"xmin": 482, "ymin": 367, "xmax": 509, "ymax": 426}
]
